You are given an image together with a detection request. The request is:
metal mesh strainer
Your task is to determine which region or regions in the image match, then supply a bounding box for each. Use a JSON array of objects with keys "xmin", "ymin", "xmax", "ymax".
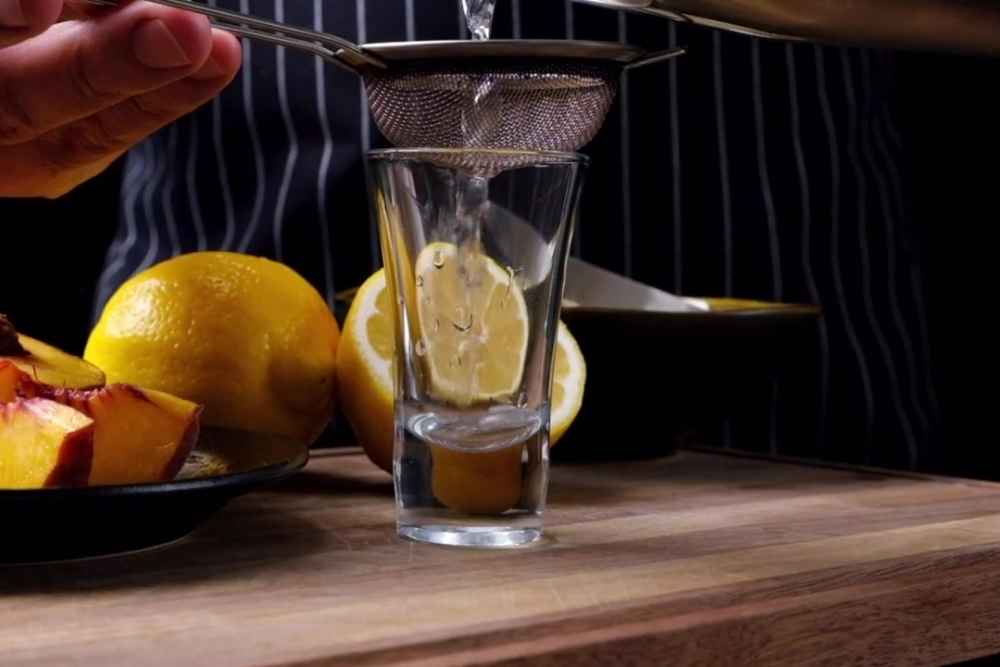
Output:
[
  {"xmin": 358, "ymin": 40, "xmax": 683, "ymax": 172},
  {"xmin": 365, "ymin": 58, "xmax": 616, "ymax": 153},
  {"xmin": 84, "ymin": 0, "xmax": 684, "ymax": 168}
]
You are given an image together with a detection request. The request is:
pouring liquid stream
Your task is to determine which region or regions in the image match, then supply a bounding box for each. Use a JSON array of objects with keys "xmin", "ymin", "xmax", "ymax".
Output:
[
  {"xmin": 408, "ymin": 0, "xmax": 540, "ymax": 455},
  {"xmin": 450, "ymin": 0, "xmax": 498, "ymax": 412},
  {"xmin": 461, "ymin": 0, "xmax": 498, "ymax": 40}
]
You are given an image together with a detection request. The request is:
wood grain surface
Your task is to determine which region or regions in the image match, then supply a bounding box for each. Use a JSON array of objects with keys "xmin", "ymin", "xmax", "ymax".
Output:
[{"xmin": 3, "ymin": 449, "xmax": 1000, "ymax": 666}]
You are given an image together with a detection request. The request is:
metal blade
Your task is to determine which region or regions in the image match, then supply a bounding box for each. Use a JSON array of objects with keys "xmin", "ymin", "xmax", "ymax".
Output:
[{"xmin": 563, "ymin": 258, "xmax": 703, "ymax": 313}]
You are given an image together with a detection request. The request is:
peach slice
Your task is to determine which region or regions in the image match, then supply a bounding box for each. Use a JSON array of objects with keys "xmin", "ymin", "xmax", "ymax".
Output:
[
  {"xmin": 1, "ymin": 317, "xmax": 104, "ymax": 391},
  {"xmin": 0, "ymin": 360, "xmax": 29, "ymax": 403},
  {"xmin": 7, "ymin": 335, "xmax": 106, "ymax": 390},
  {"xmin": 37, "ymin": 385, "xmax": 202, "ymax": 486},
  {"xmin": 0, "ymin": 398, "xmax": 94, "ymax": 489}
]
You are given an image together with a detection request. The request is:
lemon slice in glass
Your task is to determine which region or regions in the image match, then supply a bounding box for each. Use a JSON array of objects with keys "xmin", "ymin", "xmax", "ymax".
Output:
[{"xmin": 413, "ymin": 242, "xmax": 529, "ymax": 406}]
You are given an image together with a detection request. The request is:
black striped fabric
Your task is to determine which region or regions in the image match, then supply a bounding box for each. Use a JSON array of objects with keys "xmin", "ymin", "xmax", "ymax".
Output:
[{"xmin": 94, "ymin": 1, "xmax": 940, "ymax": 470}]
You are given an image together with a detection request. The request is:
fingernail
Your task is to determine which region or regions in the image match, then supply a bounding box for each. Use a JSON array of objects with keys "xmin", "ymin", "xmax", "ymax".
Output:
[
  {"xmin": 132, "ymin": 19, "xmax": 192, "ymax": 69},
  {"xmin": 0, "ymin": 0, "xmax": 28, "ymax": 28},
  {"xmin": 188, "ymin": 54, "xmax": 226, "ymax": 80}
]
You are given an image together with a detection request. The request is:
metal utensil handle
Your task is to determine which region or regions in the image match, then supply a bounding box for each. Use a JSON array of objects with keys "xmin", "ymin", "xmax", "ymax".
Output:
[
  {"xmin": 623, "ymin": 46, "xmax": 686, "ymax": 70},
  {"xmin": 81, "ymin": 0, "xmax": 384, "ymax": 72},
  {"xmin": 212, "ymin": 22, "xmax": 344, "ymax": 66}
]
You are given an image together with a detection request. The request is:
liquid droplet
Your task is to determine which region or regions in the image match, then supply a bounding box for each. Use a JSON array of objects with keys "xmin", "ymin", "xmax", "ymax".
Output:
[
  {"xmin": 452, "ymin": 307, "xmax": 474, "ymax": 333},
  {"xmin": 433, "ymin": 318, "xmax": 440, "ymax": 333},
  {"xmin": 504, "ymin": 266, "xmax": 522, "ymax": 302},
  {"xmin": 415, "ymin": 340, "xmax": 427, "ymax": 356},
  {"xmin": 433, "ymin": 250, "xmax": 445, "ymax": 269},
  {"xmin": 416, "ymin": 275, "xmax": 424, "ymax": 288}
]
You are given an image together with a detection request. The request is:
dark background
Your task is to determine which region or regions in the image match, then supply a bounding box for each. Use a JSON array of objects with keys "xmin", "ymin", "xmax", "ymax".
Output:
[{"xmin": 2, "ymin": 47, "xmax": 998, "ymax": 479}]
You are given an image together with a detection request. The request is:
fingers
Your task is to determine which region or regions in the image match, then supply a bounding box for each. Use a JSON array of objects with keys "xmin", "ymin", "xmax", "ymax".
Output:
[
  {"xmin": 0, "ymin": 1, "xmax": 214, "ymax": 145},
  {"xmin": 0, "ymin": 0, "xmax": 62, "ymax": 47},
  {"xmin": 0, "ymin": 29, "xmax": 241, "ymax": 198}
]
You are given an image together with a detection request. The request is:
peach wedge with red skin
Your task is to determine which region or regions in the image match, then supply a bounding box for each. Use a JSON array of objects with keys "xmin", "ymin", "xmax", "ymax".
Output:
[
  {"xmin": 0, "ymin": 360, "xmax": 30, "ymax": 403},
  {"xmin": 2, "ymin": 336, "xmax": 105, "ymax": 390},
  {"xmin": 0, "ymin": 398, "xmax": 94, "ymax": 489},
  {"xmin": 33, "ymin": 385, "xmax": 202, "ymax": 487},
  {"xmin": 1, "ymin": 314, "xmax": 104, "ymax": 390}
]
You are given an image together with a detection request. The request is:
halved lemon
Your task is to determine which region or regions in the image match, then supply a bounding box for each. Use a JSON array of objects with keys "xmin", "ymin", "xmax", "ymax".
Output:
[{"xmin": 337, "ymin": 267, "xmax": 585, "ymax": 473}]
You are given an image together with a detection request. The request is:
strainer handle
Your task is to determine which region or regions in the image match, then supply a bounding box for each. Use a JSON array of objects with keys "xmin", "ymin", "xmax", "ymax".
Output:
[
  {"xmin": 118, "ymin": 0, "xmax": 386, "ymax": 72},
  {"xmin": 623, "ymin": 46, "xmax": 686, "ymax": 70}
]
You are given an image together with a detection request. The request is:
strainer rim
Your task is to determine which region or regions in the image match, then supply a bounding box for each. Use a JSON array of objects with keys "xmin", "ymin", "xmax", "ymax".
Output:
[
  {"xmin": 361, "ymin": 39, "xmax": 646, "ymax": 64},
  {"xmin": 366, "ymin": 147, "xmax": 590, "ymax": 166}
]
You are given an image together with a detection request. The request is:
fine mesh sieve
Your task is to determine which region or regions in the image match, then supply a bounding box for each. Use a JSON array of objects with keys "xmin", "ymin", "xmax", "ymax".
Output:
[
  {"xmin": 357, "ymin": 40, "xmax": 684, "ymax": 158},
  {"xmin": 365, "ymin": 56, "xmax": 615, "ymax": 154},
  {"xmin": 82, "ymin": 0, "xmax": 684, "ymax": 165}
]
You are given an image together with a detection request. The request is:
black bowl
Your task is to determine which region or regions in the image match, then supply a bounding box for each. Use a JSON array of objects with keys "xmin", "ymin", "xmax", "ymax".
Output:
[
  {"xmin": 551, "ymin": 298, "xmax": 821, "ymax": 463},
  {"xmin": 0, "ymin": 429, "xmax": 308, "ymax": 564}
]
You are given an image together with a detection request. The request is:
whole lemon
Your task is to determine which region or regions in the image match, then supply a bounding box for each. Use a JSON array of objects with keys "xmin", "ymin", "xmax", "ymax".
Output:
[{"xmin": 85, "ymin": 252, "xmax": 340, "ymax": 443}]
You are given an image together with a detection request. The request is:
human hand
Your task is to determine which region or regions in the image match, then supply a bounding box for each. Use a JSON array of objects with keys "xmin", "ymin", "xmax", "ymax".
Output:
[{"xmin": 1, "ymin": 0, "xmax": 242, "ymax": 197}]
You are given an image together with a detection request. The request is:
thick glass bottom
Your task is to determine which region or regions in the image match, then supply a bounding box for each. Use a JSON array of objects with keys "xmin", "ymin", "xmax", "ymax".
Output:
[{"xmin": 398, "ymin": 523, "xmax": 542, "ymax": 548}]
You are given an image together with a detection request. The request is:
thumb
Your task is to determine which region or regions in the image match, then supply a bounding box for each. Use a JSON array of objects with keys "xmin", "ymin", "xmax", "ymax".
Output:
[{"xmin": 0, "ymin": 0, "xmax": 63, "ymax": 46}]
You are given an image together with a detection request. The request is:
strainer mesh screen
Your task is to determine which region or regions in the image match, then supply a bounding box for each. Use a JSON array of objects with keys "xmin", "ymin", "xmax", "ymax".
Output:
[{"xmin": 364, "ymin": 59, "xmax": 619, "ymax": 157}]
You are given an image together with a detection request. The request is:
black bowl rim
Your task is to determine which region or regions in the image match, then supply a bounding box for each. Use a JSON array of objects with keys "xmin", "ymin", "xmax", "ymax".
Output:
[
  {"xmin": 562, "ymin": 299, "xmax": 822, "ymax": 320},
  {"xmin": 0, "ymin": 450, "xmax": 309, "ymax": 500}
]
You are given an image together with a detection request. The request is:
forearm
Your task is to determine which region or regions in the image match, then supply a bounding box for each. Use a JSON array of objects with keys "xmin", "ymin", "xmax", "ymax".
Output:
[{"xmin": 579, "ymin": 0, "xmax": 1000, "ymax": 56}]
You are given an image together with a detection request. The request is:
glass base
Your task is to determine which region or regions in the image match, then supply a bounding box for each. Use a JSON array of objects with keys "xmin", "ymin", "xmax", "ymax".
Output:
[{"xmin": 398, "ymin": 524, "xmax": 543, "ymax": 548}]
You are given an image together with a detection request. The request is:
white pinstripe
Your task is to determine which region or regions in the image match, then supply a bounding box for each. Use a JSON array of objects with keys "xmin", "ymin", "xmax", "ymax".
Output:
[
  {"xmin": 272, "ymin": 0, "xmax": 300, "ymax": 262},
  {"xmin": 160, "ymin": 124, "xmax": 182, "ymax": 257},
  {"xmin": 815, "ymin": 46, "xmax": 875, "ymax": 454},
  {"xmin": 93, "ymin": 144, "xmax": 148, "ymax": 320},
  {"xmin": 236, "ymin": 22, "xmax": 267, "ymax": 253},
  {"xmin": 905, "ymin": 257, "xmax": 942, "ymax": 425},
  {"xmin": 840, "ymin": 49, "xmax": 918, "ymax": 466},
  {"xmin": 669, "ymin": 22, "xmax": 682, "ymax": 294},
  {"xmin": 136, "ymin": 134, "xmax": 167, "ymax": 272},
  {"xmin": 751, "ymin": 39, "xmax": 782, "ymax": 301},
  {"xmin": 858, "ymin": 51, "xmax": 929, "ymax": 444},
  {"xmin": 565, "ymin": 0, "xmax": 582, "ymax": 258},
  {"xmin": 208, "ymin": 0, "xmax": 236, "ymax": 251},
  {"xmin": 99, "ymin": 142, "xmax": 156, "ymax": 291},
  {"xmin": 186, "ymin": 114, "xmax": 208, "ymax": 251},
  {"xmin": 712, "ymin": 31, "xmax": 730, "ymax": 297},
  {"xmin": 315, "ymin": 0, "xmax": 336, "ymax": 307},
  {"xmin": 871, "ymin": 73, "xmax": 943, "ymax": 425},
  {"xmin": 714, "ymin": 31, "xmax": 733, "ymax": 450},
  {"xmin": 712, "ymin": 30, "xmax": 733, "ymax": 296},
  {"xmin": 618, "ymin": 11, "xmax": 632, "ymax": 277},
  {"xmin": 357, "ymin": 0, "xmax": 379, "ymax": 270},
  {"xmin": 786, "ymin": 45, "xmax": 831, "ymax": 448},
  {"xmin": 751, "ymin": 39, "xmax": 782, "ymax": 453},
  {"xmin": 404, "ymin": 0, "xmax": 415, "ymax": 40}
]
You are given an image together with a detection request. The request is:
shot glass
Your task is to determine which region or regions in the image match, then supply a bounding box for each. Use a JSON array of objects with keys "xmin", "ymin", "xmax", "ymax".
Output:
[{"xmin": 366, "ymin": 148, "xmax": 587, "ymax": 547}]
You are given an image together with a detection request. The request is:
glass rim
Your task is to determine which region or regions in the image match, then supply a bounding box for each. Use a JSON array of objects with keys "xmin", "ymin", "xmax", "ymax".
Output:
[{"xmin": 366, "ymin": 147, "xmax": 589, "ymax": 166}]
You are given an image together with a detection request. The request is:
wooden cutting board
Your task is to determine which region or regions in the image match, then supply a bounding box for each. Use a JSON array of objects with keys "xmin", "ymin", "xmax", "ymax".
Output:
[{"xmin": 4, "ymin": 449, "xmax": 1000, "ymax": 666}]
